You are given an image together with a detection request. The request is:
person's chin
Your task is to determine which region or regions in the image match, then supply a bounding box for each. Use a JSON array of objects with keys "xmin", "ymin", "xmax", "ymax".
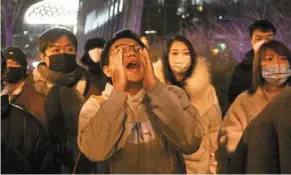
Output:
[{"xmin": 127, "ymin": 77, "xmax": 143, "ymax": 83}]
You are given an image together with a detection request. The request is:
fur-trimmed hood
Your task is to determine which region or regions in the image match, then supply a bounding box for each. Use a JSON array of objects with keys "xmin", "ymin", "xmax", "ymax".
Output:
[{"xmin": 154, "ymin": 57, "xmax": 212, "ymax": 97}]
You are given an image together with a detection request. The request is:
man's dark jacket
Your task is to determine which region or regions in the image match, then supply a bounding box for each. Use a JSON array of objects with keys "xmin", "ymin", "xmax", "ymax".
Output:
[
  {"xmin": 228, "ymin": 50, "xmax": 254, "ymax": 103},
  {"xmin": 1, "ymin": 95, "xmax": 56, "ymax": 173}
]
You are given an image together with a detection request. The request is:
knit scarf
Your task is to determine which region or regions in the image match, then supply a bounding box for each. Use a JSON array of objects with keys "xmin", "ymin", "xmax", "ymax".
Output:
[{"xmin": 33, "ymin": 63, "xmax": 87, "ymax": 96}]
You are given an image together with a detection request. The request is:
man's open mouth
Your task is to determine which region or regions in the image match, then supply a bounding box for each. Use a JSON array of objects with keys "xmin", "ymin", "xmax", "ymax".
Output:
[{"xmin": 126, "ymin": 60, "xmax": 140, "ymax": 69}]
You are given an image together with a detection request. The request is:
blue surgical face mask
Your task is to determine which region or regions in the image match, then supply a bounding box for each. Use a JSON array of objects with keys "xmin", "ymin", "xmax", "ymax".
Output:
[{"xmin": 262, "ymin": 64, "xmax": 291, "ymax": 85}]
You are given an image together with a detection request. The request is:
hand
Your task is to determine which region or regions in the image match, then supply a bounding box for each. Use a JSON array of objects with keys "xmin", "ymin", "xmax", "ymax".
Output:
[
  {"xmin": 139, "ymin": 48, "xmax": 157, "ymax": 89},
  {"xmin": 253, "ymin": 40, "xmax": 266, "ymax": 53},
  {"xmin": 111, "ymin": 50, "xmax": 127, "ymax": 92}
]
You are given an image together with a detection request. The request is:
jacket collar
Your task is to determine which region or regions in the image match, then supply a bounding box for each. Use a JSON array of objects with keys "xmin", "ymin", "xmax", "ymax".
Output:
[{"xmin": 184, "ymin": 57, "xmax": 211, "ymax": 97}]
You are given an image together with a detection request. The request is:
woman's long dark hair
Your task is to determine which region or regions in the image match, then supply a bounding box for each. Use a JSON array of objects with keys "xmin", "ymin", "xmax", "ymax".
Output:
[
  {"xmin": 162, "ymin": 35, "xmax": 197, "ymax": 88},
  {"xmin": 248, "ymin": 40, "xmax": 291, "ymax": 94}
]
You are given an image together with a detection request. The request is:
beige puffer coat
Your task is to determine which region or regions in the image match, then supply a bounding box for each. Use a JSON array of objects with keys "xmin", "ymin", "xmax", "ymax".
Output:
[{"xmin": 154, "ymin": 57, "xmax": 222, "ymax": 174}]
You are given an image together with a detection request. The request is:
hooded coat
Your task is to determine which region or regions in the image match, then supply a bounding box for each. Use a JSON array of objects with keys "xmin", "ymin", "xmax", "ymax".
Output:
[
  {"xmin": 228, "ymin": 50, "xmax": 254, "ymax": 103},
  {"xmin": 154, "ymin": 57, "xmax": 222, "ymax": 174}
]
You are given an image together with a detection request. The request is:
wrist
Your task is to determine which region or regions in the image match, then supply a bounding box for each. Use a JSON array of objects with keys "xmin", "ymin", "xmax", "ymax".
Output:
[
  {"xmin": 114, "ymin": 84, "xmax": 126, "ymax": 92},
  {"xmin": 144, "ymin": 78, "xmax": 158, "ymax": 90}
]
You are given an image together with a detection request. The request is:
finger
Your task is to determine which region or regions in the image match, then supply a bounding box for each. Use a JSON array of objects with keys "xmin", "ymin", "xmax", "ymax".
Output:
[
  {"xmin": 113, "ymin": 50, "xmax": 123, "ymax": 70},
  {"xmin": 142, "ymin": 48, "xmax": 154, "ymax": 70},
  {"xmin": 139, "ymin": 48, "xmax": 147, "ymax": 68},
  {"xmin": 142, "ymin": 48, "xmax": 151, "ymax": 65}
]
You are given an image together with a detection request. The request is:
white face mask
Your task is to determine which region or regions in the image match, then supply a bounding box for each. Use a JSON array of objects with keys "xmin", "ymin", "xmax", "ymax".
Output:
[
  {"xmin": 262, "ymin": 64, "xmax": 291, "ymax": 86},
  {"xmin": 88, "ymin": 48, "xmax": 103, "ymax": 63},
  {"xmin": 253, "ymin": 40, "xmax": 266, "ymax": 53},
  {"xmin": 169, "ymin": 54, "xmax": 191, "ymax": 74}
]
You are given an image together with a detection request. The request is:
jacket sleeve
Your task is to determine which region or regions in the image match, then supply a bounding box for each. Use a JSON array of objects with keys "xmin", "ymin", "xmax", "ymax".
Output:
[
  {"xmin": 78, "ymin": 90, "xmax": 127, "ymax": 161},
  {"xmin": 146, "ymin": 82, "xmax": 204, "ymax": 154},
  {"xmin": 206, "ymin": 104, "xmax": 222, "ymax": 174},
  {"xmin": 220, "ymin": 97, "xmax": 246, "ymax": 156}
]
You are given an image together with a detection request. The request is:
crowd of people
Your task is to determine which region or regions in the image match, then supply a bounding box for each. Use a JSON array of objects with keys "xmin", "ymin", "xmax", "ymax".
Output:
[{"xmin": 1, "ymin": 19, "xmax": 291, "ymax": 174}]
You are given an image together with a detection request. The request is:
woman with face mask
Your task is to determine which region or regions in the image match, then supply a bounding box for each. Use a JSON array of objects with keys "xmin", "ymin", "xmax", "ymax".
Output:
[
  {"xmin": 154, "ymin": 35, "xmax": 222, "ymax": 174},
  {"xmin": 218, "ymin": 40, "xmax": 291, "ymax": 172},
  {"xmin": 80, "ymin": 37, "xmax": 107, "ymax": 96}
]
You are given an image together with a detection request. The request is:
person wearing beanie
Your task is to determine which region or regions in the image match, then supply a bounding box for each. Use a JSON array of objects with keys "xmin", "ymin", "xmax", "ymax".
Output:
[
  {"xmin": 80, "ymin": 37, "xmax": 107, "ymax": 96},
  {"xmin": 33, "ymin": 27, "xmax": 105, "ymax": 173},
  {"xmin": 3, "ymin": 46, "xmax": 46, "ymax": 126},
  {"xmin": 1, "ymin": 50, "xmax": 57, "ymax": 173},
  {"xmin": 78, "ymin": 29, "xmax": 204, "ymax": 174}
]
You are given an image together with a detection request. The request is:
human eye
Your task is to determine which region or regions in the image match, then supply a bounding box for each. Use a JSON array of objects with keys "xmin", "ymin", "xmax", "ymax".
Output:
[
  {"xmin": 134, "ymin": 44, "xmax": 142, "ymax": 51},
  {"xmin": 121, "ymin": 46, "xmax": 128, "ymax": 52},
  {"xmin": 51, "ymin": 48, "xmax": 60, "ymax": 53},
  {"xmin": 67, "ymin": 46, "xmax": 76, "ymax": 53},
  {"xmin": 171, "ymin": 52, "xmax": 178, "ymax": 56},
  {"xmin": 184, "ymin": 51, "xmax": 190, "ymax": 55},
  {"xmin": 255, "ymin": 37, "xmax": 262, "ymax": 42},
  {"xmin": 280, "ymin": 56, "xmax": 287, "ymax": 61},
  {"xmin": 264, "ymin": 56, "xmax": 273, "ymax": 61}
]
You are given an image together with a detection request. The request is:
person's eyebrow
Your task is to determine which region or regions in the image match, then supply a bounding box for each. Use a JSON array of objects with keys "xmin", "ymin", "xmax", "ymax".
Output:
[
  {"xmin": 170, "ymin": 49, "xmax": 179, "ymax": 51},
  {"xmin": 48, "ymin": 44, "xmax": 74, "ymax": 48}
]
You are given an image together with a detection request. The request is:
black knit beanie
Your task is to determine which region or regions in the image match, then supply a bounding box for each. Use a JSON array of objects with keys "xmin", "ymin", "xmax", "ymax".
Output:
[
  {"xmin": 3, "ymin": 47, "xmax": 27, "ymax": 68},
  {"xmin": 84, "ymin": 38, "xmax": 106, "ymax": 52}
]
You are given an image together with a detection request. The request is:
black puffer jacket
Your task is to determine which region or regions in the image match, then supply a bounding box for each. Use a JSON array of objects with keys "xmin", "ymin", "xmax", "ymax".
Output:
[
  {"xmin": 1, "ymin": 95, "xmax": 57, "ymax": 173},
  {"xmin": 228, "ymin": 88, "xmax": 291, "ymax": 174},
  {"xmin": 228, "ymin": 50, "xmax": 254, "ymax": 103}
]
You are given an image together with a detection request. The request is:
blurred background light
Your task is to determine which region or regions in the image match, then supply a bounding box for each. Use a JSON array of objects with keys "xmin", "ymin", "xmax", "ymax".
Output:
[
  {"xmin": 32, "ymin": 61, "xmax": 40, "ymax": 68},
  {"xmin": 24, "ymin": 0, "xmax": 79, "ymax": 25}
]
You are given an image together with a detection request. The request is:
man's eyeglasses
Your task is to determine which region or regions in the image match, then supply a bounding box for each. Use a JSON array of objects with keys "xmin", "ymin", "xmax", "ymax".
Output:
[{"xmin": 114, "ymin": 44, "xmax": 143, "ymax": 53}]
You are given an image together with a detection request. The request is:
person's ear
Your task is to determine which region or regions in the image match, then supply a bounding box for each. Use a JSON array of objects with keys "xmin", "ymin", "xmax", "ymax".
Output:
[
  {"xmin": 103, "ymin": 65, "xmax": 111, "ymax": 78},
  {"xmin": 40, "ymin": 52, "xmax": 50, "ymax": 66},
  {"xmin": 40, "ymin": 52, "xmax": 46, "ymax": 62}
]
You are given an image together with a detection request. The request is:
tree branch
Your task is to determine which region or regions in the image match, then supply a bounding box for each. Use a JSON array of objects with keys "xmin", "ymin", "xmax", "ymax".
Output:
[{"xmin": 11, "ymin": 0, "xmax": 24, "ymax": 26}]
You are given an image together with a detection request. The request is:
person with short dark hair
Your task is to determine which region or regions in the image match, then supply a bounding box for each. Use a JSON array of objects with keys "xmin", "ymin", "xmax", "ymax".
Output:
[
  {"xmin": 80, "ymin": 37, "xmax": 107, "ymax": 96},
  {"xmin": 33, "ymin": 27, "xmax": 99, "ymax": 173},
  {"xmin": 228, "ymin": 20, "xmax": 276, "ymax": 103},
  {"xmin": 218, "ymin": 40, "xmax": 291, "ymax": 172},
  {"xmin": 1, "ymin": 50, "xmax": 56, "ymax": 174},
  {"xmin": 3, "ymin": 47, "xmax": 46, "ymax": 125},
  {"xmin": 154, "ymin": 35, "xmax": 222, "ymax": 174},
  {"xmin": 78, "ymin": 29, "xmax": 204, "ymax": 174}
]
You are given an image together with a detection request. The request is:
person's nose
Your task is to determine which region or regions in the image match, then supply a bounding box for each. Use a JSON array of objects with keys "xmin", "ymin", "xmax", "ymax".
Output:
[{"xmin": 124, "ymin": 47, "xmax": 137, "ymax": 58}]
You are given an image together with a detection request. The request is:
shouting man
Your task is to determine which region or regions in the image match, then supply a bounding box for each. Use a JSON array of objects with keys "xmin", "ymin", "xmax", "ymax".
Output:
[{"xmin": 78, "ymin": 29, "xmax": 204, "ymax": 174}]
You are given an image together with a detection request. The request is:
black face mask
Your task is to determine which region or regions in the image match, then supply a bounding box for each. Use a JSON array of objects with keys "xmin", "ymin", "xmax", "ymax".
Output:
[
  {"xmin": 48, "ymin": 53, "xmax": 77, "ymax": 73},
  {"xmin": 3, "ymin": 67, "xmax": 26, "ymax": 84}
]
